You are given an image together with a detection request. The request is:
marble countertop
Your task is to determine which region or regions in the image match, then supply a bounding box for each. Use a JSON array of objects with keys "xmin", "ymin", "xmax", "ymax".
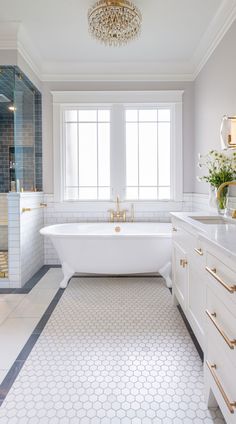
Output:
[{"xmin": 171, "ymin": 211, "xmax": 236, "ymax": 260}]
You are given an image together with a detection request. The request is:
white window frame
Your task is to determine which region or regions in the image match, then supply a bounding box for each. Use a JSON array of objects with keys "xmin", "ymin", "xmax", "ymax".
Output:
[
  {"xmin": 52, "ymin": 91, "xmax": 183, "ymax": 205},
  {"xmin": 124, "ymin": 104, "xmax": 174, "ymax": 201},
  {"xmin": 62, "ymin": 105, "xmax": 112, "ymax": 201}
]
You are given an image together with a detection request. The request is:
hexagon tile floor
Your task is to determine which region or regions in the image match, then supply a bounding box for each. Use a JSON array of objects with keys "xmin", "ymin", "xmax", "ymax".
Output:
[{"xmin": 0, "ymin": 275, "xmax": 225, "ymax": 423}]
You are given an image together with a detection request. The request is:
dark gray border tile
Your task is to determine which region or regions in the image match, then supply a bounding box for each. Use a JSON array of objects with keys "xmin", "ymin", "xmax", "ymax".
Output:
[
  {"xmin": 0, "ymin": 265, "xmax": 60, "ymax": 294},
  {"xmin": 0, "ymin": 266, "xmax": 65, "ymax": 406}
]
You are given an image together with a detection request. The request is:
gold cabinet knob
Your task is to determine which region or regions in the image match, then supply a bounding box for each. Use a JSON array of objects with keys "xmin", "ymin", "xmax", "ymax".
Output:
[{"xmin": 180, "ymin": 259, "xmax": 188, "ymax": 268}]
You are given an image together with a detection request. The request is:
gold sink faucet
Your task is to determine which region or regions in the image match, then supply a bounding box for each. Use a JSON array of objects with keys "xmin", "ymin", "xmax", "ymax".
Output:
[
  {"xmin": 108, "ymin": 195, "xmax": 128, "ymax": 222},
  {"xmin": 217, "ymin": 181, "xmax": 236, "ymax": 218}
]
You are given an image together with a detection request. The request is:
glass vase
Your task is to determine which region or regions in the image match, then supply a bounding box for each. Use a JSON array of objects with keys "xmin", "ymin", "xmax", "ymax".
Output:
[
  {"xmin": 216, "ymin": 186, "xmax": 229, "ymax": 215},
  {"xmin": 208, "ymin": 185, "xmax": 217, "ymax": 210}
]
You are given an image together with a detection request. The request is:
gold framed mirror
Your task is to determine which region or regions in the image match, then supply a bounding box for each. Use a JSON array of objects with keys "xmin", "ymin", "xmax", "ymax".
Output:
[{"xmin": 220, "ymin": 115, "xmax": 236, "ymax": 149}]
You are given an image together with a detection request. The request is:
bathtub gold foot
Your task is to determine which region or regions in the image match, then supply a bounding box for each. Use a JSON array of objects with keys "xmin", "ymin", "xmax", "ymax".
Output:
[{"xmin": 60, "ymin": 263, "xmax": 74, "ymax": 289}]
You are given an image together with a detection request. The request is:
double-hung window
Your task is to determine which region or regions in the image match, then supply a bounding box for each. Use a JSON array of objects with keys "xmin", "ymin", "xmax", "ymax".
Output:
[
  {"xmin": 63, "ymin": 108, "xmax": 111, "ymax": 200},
  {"xmin": 54, "ymin": 91, "xmax": 183, "ymax": 202},
  {"xmin": 125, "ymin": 107, "xmax": 171, "ymax": 200}
]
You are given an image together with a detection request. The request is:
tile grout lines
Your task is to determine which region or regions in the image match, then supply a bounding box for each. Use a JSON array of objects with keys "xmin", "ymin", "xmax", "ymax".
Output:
[
  {"xmin": 0, "ymin": 269, "xmax": 203, "ymax": 411},
  {"xmin": 0, "ymin": 287, "xmax": 65, "ymax": 406}
]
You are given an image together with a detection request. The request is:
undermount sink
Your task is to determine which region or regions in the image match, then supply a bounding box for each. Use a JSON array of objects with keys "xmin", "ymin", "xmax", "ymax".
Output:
[{"xmin": 189, "ymin": 216, "xmax": 235, "ymax": 225}]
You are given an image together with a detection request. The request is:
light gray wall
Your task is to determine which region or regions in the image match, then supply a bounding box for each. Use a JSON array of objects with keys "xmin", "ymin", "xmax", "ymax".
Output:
[
  {"xmin": 17, "ymin": 52, "xmax": 42, "ymax": 92},
  {"xmin": 0, "ymin": 50, "xmax": 42, "ymax": 91},
  {"xmin": 0, "ymin": 49, "xmax": 17, "ymax": 66},
  {"xmin": 42, "ymin": 80, "xmax": 194, "ymax": 194},
  {"xmin": 194, "ymin": 20, "xmax": 236, "ymax": 194}
]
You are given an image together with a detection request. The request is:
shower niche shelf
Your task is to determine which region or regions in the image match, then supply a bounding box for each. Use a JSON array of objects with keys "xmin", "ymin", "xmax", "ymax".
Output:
[{"xmin": 9, "ymin": 145, "xmax": 35, "ymax": 192}]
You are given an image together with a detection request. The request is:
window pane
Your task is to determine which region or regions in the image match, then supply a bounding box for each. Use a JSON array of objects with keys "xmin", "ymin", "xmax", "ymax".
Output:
[
  {"xmin": 126, "ymin": 123, "xmax": 138, "ymax": 186},
  {"xmin": 158, "ymin": 109, "xmax": 170, "ymax": 122},
  {"xmin": 65, "ymin": 187, "xmax": 78, "ymax": 200},
  {"xmin": 98, "ymin": 123, "xmax": 110, "ymax": 187},
  {"xmin": 139, "ymin": 187, "xmax": 157, "ymax": 200},
  {"xmin": 139, "ymin": 123, "xmax": 157, "ymax": 186},
  {"xmin": 98, "ymin": 187, "xmax": 110, "ymax": 200},
  {"xmin": 158, "ymin": 123, "xmax": 170, "ymax": 186},
  {"xmin": 79, "ymin": 123, "xmax": 97, "ymax": 186},
  {"xmin": 79, "ymin": 187, "xmax": 97, "ymax": 200},
  {"xmin": 65, "ymin": 123, "xmax": 78, "ymax": 187},
  {"xmin": 98, "ymin": 110, "xmax": 110, "ymax": 122},
  {"xmin": 64, "ymin": 108, "xmax": 111, "ymax": 201},
  {"xmin": 65, "ymin": 110, "xmax": 77, "ymax": 122},
  {"xmin": 125, "ymin": 107, "xmax": 172, "ymax": 201},
  {"xmin": 126, "ymin": 110, "xmax": 138, "ymax": 122},
  {"xmin": 126, "ymin": 187, "xmax": 138, "ymax": 200},
  {"xmin": 78, "ymin": 110, "xmax": 97, "ymax": 122},
  {"xmin": 158, "ymin": 187, "xmax": 170, "ymax": 199},
  {"xmin": 139, "ymin": 109, "xmax": 157, "ymax": 122}
]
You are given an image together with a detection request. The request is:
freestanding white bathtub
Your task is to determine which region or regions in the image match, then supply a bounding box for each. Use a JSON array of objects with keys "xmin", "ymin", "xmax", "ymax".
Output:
[{"xmin": 40, "ymin": 223, "xmax": 172, "ymax": 288}]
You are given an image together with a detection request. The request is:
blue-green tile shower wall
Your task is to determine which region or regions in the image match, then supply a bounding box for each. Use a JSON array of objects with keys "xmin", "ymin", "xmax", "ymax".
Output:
[
  {"xmin": 0, "ymin": 67, "xmax": 14, "ymax": 193},
  {"xmin": 0, "ymin": 66, "xmax": 42, "ymax": 193}
]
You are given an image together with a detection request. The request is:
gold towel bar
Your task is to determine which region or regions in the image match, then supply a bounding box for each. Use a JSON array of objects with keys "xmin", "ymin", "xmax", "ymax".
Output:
[
  {"xmin": 205, "ymin": 266, "xmax": 236, "ymax": 293},
  {"xmin": 194, "ymin": 247, "xmax": 203, "ymax": 256},
  {"xmin": 206, "ymin": 310, "xmax": 236, "ymax": 349},
  {"xmin": 206, "ymin": 361, "xmax": 236, "ymax": 414},
  {"xmin": 21, "ymin": 203, "xmax": 47, "ymax": 213}
]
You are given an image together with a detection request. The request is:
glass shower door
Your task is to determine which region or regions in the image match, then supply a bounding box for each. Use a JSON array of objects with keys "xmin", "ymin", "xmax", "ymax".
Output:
[
  {"xmin": 14, "ymin": 72, "xmax": 36, "ymax": 192},
  {"xmin": 0, "ymin": 67, "xmax": 15, "ymax": 279}
]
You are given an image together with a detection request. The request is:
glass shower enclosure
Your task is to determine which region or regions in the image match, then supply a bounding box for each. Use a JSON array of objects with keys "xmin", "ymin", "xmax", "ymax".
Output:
[{"xmin": 0, "ymin": 66, "xmax": 42, "ymax": 278}]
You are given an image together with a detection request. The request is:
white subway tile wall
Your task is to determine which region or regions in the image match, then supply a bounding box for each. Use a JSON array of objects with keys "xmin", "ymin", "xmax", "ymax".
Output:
[
  {"xmin": 7, "ymin": 193, "xmax": 44, "ymax": 288},
  {"xmin": 192, "ymin": 193, "xmax": 210, "ymax": 212},
  {"xmin": 2, "ymin": 192, "xmax": 211, "ymax": 287},
  {"xmin": 0, "ymin": 194, "xmax": 8, "ymax": 250},
  {"xmin": 0, "ymin": 194, "xmax": 8, "ymax": 224},
  {"xmin": 43, "ymin": 194, "xmax": 207, "ymax": 265}
]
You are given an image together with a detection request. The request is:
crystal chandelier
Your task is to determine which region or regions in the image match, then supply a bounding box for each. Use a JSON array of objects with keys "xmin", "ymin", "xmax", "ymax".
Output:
[{"xmin": 88, "ymin": 0, "xmax": 142, "ymax": 46}]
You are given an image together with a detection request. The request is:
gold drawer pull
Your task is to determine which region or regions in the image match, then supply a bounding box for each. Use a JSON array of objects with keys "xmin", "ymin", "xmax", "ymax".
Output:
[
  {"xmin": 206, "ymin": 310, "xmax": 236, "ymax": 350},
  {"xmin": 205, "ymin": 267, "xmax": 236, "ymax": 294},
  {"xmin": 206, "ymin": 361, "xmax": 236, "ymax": 414},
  {"xmin": 194, "ymin": 247, "xmax": 203, "ymax": 256},
  {"xmin": 180, "ymin": 259, "xmax": 188, "ymax": 268}
]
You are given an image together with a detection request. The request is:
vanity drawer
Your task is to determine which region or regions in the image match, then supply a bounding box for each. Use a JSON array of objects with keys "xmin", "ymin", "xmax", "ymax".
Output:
[
  {"xmin": 206, "ymin": 341, "xmax": 236, "ymax": 421},
  {"xmin": 172, "ymin": 221, "xmax": 198, "ymax": 252},
  {"xmin": 205, "ymin": 252, "xmax": 236, "ymax": 306},
  {"xmin": 172, "ymin": 222, "xmax": 188, "ymax": 247},
  {"xmin": 190, "ymin": 238, "xmax": 205, "ymax": 269},
  {"xmin": 206, "ymin": 287, "xmax": 236, "ymax": 363}
]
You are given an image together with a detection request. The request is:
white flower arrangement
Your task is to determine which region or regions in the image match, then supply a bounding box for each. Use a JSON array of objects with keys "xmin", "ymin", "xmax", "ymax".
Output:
[{"xmin": 197, "ymin": 150, "xmax": 236, "ymax": 188}]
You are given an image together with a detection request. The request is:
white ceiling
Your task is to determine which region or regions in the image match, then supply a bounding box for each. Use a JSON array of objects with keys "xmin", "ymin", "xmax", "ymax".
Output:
[{"xmin": 0, "ymin": 0, "xmax": 235, "ymax": 80}]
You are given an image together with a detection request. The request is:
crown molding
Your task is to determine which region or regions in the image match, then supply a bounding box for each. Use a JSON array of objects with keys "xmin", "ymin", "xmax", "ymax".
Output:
[
  {"xmin": 41, "ymin": 72, "xmax": 194, "ymax": 82},
  {"xmin": 0, "ymin": 21, "xmax": 42, "ymax": 80},
  {"xmin": 16, "ymin": 25, "xmax": 42, "ymax": 80},
  {"xmin": 192, "ymin": 0, "xmax": 236, "ymax": 79},
  {"xmin": 17, "ymin": 41, "xmax": 42, "ymax": 80},
  {"xmin": 1, "ymin": 2, "xmax": 236, "ymax": 84},
  {"xmin": 40, "ymin": 58, "xmax": 194, "ymax": 82}
]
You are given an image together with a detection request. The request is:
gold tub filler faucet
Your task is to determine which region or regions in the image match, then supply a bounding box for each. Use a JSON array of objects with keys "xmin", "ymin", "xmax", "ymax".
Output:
[
  {"xmin": 217, "ymin": 181, "xmax": 236, "ymax": 218},
  {"xmin": 108, "ymin": 195, "xmax": 134, "ymax": 222}
]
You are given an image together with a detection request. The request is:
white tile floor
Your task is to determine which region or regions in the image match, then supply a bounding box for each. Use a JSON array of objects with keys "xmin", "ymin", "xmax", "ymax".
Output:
[
  {"xmin": 0, "ymin": 269, "xmax": 60, "ymax": 384},
  {"xmin": 0, "ymin": 272, "xmax": 225, "ymax": 423}
]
